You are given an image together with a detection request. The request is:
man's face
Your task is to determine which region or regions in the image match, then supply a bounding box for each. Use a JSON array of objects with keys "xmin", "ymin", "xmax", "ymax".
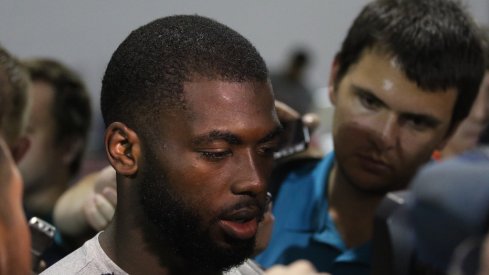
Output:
[
  {"xmin": 330, "ymin": 50, "xmax": 457, "ymax": 193},
  {"xmin": 139, "ymin": 80, "xmax": 280, "ymax": 271},
  {"xmin": 18, "ymin": 81, "xmax": 60, "ymax": 192}
]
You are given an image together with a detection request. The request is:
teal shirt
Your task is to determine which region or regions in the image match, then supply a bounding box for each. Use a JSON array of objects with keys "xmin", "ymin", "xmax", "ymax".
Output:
[{"xmin": 255, "ymin": 152, "xmax": 371, "ymax": 274}]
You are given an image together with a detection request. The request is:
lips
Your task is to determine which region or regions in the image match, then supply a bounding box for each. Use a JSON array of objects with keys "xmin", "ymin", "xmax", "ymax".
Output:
[
  {"xmin": 218, "ymin": 208, "xmax": 260, "ymax": 240},
  {"xmin": 357, "ymin": 154, "xmax": 393, "ymax": 173}
]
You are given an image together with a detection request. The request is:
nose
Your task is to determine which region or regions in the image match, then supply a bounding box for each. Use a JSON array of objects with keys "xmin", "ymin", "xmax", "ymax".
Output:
[
  {"xmin": 231, "ymin": 150, "xmax": 268, "ymax": 198},
  {"xmin": 373, "ymin": 113, "xmax": 399, "ymax": 151}
]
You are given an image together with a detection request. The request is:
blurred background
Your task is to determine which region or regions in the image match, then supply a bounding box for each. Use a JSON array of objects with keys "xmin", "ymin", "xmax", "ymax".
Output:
[{"xmin": 1, "ymin": 0, "xmax": 487, "ymax": 163}]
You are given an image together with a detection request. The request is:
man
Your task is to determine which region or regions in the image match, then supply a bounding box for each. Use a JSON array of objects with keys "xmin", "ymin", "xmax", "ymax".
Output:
[
  {"xmin": 255, "ymin": 0, "xmax": 486, "ymax": 273},
  {"xmin": 19, "ymin": 58, "xmax": 92, "ymax": 224},
  {"xmin": 42, "ymin": 15, "xmax": 281, "ymax": 274},
  {"xmin": 0, "ymin": 45, "xmax": 31, "ymax": 163},
  {"xmin": 0, "ymin": 44, "xmax": 32, "ymax": 274},
  {"xmin": 439, "ymin": 28, "xmax": 489, "ymax": 160},
  {"xmin": 271, "ymin": 49, "xmax": 313, "ymax": 115},
  {"xmin": 17, "ymin": 58, "xmax": 92, "ymax": 266}
]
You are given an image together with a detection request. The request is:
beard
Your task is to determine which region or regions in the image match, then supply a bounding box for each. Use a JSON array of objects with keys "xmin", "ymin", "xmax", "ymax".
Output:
[{"xmin": 138, "ymin": 148, "xmax": 256, "ymax": 273}]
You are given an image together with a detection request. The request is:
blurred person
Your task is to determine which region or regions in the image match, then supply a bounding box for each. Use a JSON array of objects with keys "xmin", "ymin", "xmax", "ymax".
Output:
[
  {"xmin": 0, "ymin": 135, "xmax": 31, "ymax": 275},
  {"xmin": 271, "ymin": 48, "xmax": 313, "ymax": 115},
  {"xmin": 255, "ymin": 0, "xmax": 486, "ymax": 274},
  {"xmin": 0, "ymin": 43, "xmax": 32, "ymax": 274},
  {"xmin": 438, "ymin": 28, "xmax": 489, "ymax": 160},
  {"xmin": 42, "ymin": 14, "xmax": 281, "ymax": 274},
  {"xmin": 19, "ymin": 58, "xmax": 92, "ymax": 224},
  {"xmin": 0, "ymin": 45, "xmax": 31, "ymax": 162},
  {"xmin": 18, "ymin": 58, "xmax": 92, "ymax": 267}
]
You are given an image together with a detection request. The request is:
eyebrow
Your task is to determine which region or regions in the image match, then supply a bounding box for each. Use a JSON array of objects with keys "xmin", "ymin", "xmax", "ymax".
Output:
[
  {"xmin": 351, "ymin": 84, "xmax": 442, "ymax": 127},
  {"xmin": 191, "ymin": 126, "xmax": 283, "ymax": 146},
  {"xmin": 258, "ymin": 126, "xmax": 283, "ymax": 144},
  {"xmin": 352, "ymin": 85, "xmax": 387, "ymax": 108}
]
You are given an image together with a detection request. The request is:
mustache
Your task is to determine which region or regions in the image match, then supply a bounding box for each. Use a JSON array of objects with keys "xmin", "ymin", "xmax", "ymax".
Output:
[{"xmin": 217, "ymin": 197, "xmax": 267, "ymax": 222}]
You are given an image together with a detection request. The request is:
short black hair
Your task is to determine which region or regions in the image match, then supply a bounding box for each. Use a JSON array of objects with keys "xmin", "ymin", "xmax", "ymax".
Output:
[
  {"xmin": 101, "ymin": 15, "xmax": 269, "ymax": 135},
  {"xmin": 23, "ymin": 58, "xmax": 92, "ymax": 176},
  {"xmin": 335, "ymin": 0, "xmax": 486, "ymax": 131},
  {"xmin": 481, "ymin": 26, "xmax": 489, "ymax": 70}
]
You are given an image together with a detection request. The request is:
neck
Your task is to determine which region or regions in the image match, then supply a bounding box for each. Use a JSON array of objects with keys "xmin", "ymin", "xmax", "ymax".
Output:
[{"xmin": 327, "ymin": 163, "xmax": 384, "ymax": 248}]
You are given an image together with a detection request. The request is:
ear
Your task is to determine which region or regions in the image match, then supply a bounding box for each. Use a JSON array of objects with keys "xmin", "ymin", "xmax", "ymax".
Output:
[
  {"xmin": 105, "ymin": 122, "xmax": 140, "ymax": 176},
  {"xmin": 10, "ymin": 136, "xmax": 30, "ymax": 164},
  {"xmin": 328, "ymin": 56, "xmax": 340, "ymax": 106}
]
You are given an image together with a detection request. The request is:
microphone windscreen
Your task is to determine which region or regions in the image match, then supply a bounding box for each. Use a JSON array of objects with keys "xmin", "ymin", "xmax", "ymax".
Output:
[{"xmin": 408, "ymin": 146, "xmax": 489, "ymax": 271}]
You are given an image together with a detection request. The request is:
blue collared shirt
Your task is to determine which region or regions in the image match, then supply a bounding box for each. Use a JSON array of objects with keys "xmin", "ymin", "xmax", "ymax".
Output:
[{"xmin": 255, "ymin": 152, "xmax": 371, "ymax": 274}]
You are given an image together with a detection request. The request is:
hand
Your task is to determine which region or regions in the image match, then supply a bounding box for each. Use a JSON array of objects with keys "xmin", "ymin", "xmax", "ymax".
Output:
[
  {"xmin": 274, "ymin": 100, "xmax": 322, "ymax": 160},
  {"xmin": 265, "ymin": 260, "xmax": 330, "ymax": 275},
  {"xmin": 82, "ymin": 166, "xmax": 117, "ymax": 231}
]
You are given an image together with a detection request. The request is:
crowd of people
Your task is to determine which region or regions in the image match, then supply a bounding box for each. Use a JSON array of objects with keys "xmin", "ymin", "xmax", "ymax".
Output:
[{"xmin": 1, "ymin": 0, "xmax": 489, "ymax": 274}]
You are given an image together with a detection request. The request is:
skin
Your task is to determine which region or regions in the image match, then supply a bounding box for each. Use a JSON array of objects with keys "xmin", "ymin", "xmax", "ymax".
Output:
[
  {"xmin": 0, "ymin": 136, "xmax": 31, "ymax": 274},
  {"xmin": 101, "ymin": 79, "xmax": 281, "ymax": 274},
  {"xmin": 327, "ymin": 50, "xmax": 457, "ymax": 248},
  {"xmin": 19, "ymin": 80, "xmax": 72, "ymax": 217}
]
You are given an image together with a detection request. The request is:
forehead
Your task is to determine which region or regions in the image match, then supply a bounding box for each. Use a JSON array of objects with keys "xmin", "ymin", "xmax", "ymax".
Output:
[
  {"xmin": 184, "ymin": 79, "xmax": 274, "ymax": 117},
  {"xmin": 31, "ymin": 81, "xmax": 55, "ymax": 111},
  {"xmin": 343, "ymin": 50, "xmax": 457, "ymax": 119}
]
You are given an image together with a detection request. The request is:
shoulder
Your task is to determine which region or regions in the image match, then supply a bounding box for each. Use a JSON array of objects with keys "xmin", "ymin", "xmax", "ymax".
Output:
[
  {"xmin": 41, "ymin": 233, "xmax": 127, "ymax": 275},
  {"xmin": 40, "ymin": 243, "xmax": 90, "ymax": 274}
]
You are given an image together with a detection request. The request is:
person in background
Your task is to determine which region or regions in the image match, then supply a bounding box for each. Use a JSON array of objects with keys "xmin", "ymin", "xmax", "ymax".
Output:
[
  {"xmin": 0, "ymin": 43, "xmax": 32, "ymax": 275},
  {"xmin": 19, "ymin": 58, "xmax": 92, "ymax": 265},
  {"xmin": 271, "ymin": 48, "xmax": 313, "ymax": 115},
  {"xmin": 255, "ymin": 0, "xmax": 486, "ymax": 274},
  {"xmin": 437, "ymin": 27, "xmax": 489, "ymax": 160}
]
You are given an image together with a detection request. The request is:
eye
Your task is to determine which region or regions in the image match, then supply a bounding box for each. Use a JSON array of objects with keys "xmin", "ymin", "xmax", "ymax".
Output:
[
  {"xmin": 402, "ymin": 115, "xmax": 436, "ymax": 132},
  {"xmin": 406, "ymin": 117, "xmax": 430, "ymax": 131},
  {"xmin": 258, "ymin": 146, "xmax": 276, "ymax": 157},
  {"xmin": 199, "ymin": 150, "xmax": 232, "ymax": 162},
  {"xmin": 257, "ymin": 142, "xmax": 279, "ymax": 158},
  {"xmin": 358, "ymin": 92, "xmax": 381, "ymax": 110}
]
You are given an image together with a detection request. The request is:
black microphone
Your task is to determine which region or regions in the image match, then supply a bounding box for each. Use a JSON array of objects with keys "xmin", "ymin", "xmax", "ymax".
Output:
[
  {"xmin": 408, "ymin": 146, "xmax": 489, "ymax": 273},
  {"xmin": 29, "ymin": 217, "xmax": 56, "ymax": 274}
]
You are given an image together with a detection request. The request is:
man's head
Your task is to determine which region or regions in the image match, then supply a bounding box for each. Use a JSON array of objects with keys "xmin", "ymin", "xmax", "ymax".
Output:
[
  {"xmin": 18, "ymin": 59, "xmax": 91, "ymax": 194},
  {"xmin": 102, "ymin": 15, "xmax": 280, "ymax": 272},
  {"xmin": 0, "ymin": 45, "xmax": 31, "ymax": 163},
  {"xmin": 328, "ymin": 0, "xmax": 486, "ymax": 193},
  {"xmin": 0, "ymin": 45, "xmax": 31, "ymax": 274}
]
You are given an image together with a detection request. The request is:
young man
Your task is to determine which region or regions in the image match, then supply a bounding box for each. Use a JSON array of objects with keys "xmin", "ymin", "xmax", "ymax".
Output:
[
  {"xmin": 19, "ymin": 58, "xmax": 92, "ymax": 224},
  {"xmin": 255, "ymin": 0, "xmax": 486, "ymax": 274},
  {"xmin": 439, "ymin": 28, "xmax": 489, "ymax": 159},
  {"xmin": 0, "ymin": 44, "xmax": 32, "ymax": 275},
  {"xmin": 18, "ymin": 58, "xmax": 92, "ymax": 265},
  {"xmin": 42, "ymin": 15, "xmax": 282, "ymax": 274}
]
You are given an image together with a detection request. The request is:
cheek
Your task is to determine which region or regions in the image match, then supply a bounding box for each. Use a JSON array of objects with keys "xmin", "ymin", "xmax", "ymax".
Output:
[
  {"xmin": 164, "ymin": 152, "xmax": 230, "ymax": 205},
  {"xmin": 332, "ymin": 109, "xmax": 377, "ymax": 150}
]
